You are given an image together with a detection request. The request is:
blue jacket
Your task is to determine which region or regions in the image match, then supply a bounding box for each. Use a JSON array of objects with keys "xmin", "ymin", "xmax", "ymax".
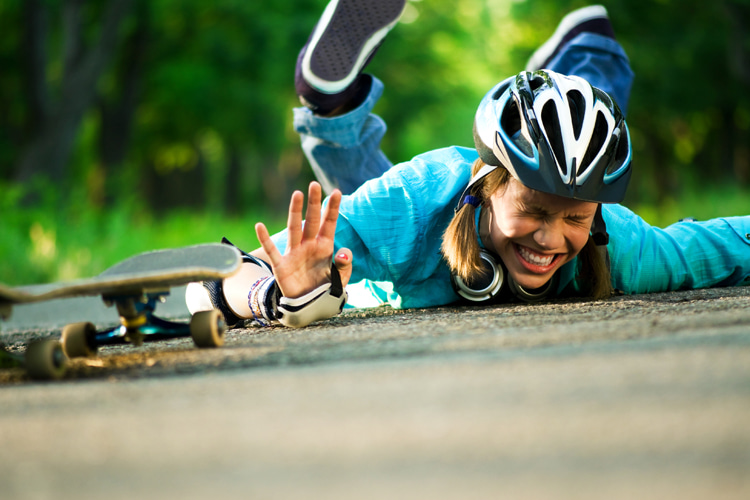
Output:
[{"xmin": 272, "ymin": 145, "xmax": 750, "ymax": 308}]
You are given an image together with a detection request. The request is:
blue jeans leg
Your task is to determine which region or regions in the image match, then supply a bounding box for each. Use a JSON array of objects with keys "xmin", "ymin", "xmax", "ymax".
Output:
[
  {"xmin": 293, "ymin": 76, "xmax": 393, "ymax": 195},
  {"xmin": 294, "ymin": 33, "xmax": 634, "ymax": 194},
  {"xmin": 544, "ymin": 32, "xmax": 634, "ymax": 115}
]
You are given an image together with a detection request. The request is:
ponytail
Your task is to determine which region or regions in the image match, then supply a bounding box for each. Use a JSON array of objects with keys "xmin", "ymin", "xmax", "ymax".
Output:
[
  {"xmin": 441, "ymin": 159, "xmax": 510, "ymax": 282},
  {"xmin": 576, "ymin": 237, "xmax": 614, "ymax": 300},
  {"xmin": 441, "ymin": 199, "xmax": 482, "ymax": 281}
]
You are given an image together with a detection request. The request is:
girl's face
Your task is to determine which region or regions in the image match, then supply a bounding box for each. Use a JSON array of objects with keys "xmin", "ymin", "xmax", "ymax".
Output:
[{"xmin": 487, "ymin": 178, "xmax": 598, "ymax": 290}]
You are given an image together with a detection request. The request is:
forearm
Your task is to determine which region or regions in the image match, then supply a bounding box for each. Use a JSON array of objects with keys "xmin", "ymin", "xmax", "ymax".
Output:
[{"xmin": 607, "ymin": 206, "xmax": 750, "ymax": 293}]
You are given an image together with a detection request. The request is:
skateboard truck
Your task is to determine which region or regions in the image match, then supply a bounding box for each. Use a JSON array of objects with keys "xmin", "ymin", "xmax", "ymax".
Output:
[{"xmin": 61, "ymin": 290, "xmax": 227, "ymax": 358}]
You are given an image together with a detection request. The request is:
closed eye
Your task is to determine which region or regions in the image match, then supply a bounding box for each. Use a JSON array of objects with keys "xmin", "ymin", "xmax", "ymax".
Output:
[
  {"xmin": 516, "ymin": 202, "xmax": 550, "ymax": 219},
  {"xmin": 565, "ymin": 215, "xmax": 591, "ymax": 227}
]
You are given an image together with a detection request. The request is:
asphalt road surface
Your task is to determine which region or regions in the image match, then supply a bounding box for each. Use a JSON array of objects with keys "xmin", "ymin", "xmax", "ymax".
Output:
[{"xmin": 1, "ymin": 286, "xmax": 749, "ymax": 500}]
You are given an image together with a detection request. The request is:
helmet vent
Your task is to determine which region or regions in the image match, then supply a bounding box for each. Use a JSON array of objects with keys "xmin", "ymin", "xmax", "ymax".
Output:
[
  {"xmin": 501, "ymin": 99, "xmax": 535, "ymax": 158},
  {"xmin": 541, "ymin": 101, "xmax": 567, "ymax": 176},
  {"xmin": 581, "ymin": 111, "xmax": 609, "ymax": 170},
  {"xmin": 492, "ymin": 79, "xmax": 513, "ymax": 100},
  {"xmin": 608, "ymin": 124, "xmax": 630, "ymax": 174},
  {"xmin": 500, "ymin": 99, "xmax": 522, "ymax": 139},
  {"xmin": 529, "ymin": 73, "xmax": 546, "ymax": 92},
  {"xmin": 566, "ymin": 90, "xmax": 585, "ymax": 140}
]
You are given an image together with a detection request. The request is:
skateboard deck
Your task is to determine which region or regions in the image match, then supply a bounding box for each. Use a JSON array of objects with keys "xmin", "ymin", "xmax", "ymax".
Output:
[
  {"xmin": 0, "ymin": 243, "xmax": 241, "ymax": 311},
  {"xmin": 0, "ymin": 243, "xmax": 243, "ymax": 380}
]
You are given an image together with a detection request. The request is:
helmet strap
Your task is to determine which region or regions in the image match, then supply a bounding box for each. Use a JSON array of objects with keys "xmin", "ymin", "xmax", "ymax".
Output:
[
  {"xmin": 591, "ymin": 204, "xmax": 609, "ymax": 246},
  {"xmin": 591, "ymin": 204, "xmax": 611, "ymax": 272}
]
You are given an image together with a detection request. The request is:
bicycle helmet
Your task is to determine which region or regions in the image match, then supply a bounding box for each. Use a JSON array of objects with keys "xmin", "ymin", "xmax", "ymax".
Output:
[{"xmin": 470, "ymin": 70, "xmax": 632, "ymax": 203}]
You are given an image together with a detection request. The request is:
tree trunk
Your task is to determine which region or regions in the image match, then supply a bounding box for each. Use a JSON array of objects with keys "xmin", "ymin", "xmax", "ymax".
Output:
[
  {"xmin": 725, "ymin": 1, "xmax": 750, "ymax": 86},
  {"xmin": 14, "ymin": 0, "xmax": 134, "ymax": 184},
  {"xmin": 21, "ymin": 0, "xmax": 50, "ymax": 140},
  {"xmin": 97, "ymin": 0, "xmax": 150, "ymax": 205}
]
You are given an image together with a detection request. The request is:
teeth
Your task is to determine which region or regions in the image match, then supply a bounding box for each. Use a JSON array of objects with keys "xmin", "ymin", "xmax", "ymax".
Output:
[{"xmin": 519, "ymin": 246, "xmax": 554, "ymax": 267}]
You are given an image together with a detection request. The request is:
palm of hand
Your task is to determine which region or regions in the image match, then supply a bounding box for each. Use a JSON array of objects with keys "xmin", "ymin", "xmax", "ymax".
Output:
[
  {"xmin": 271, "ymin": 233, "xmax": 335, "ymax": 298},
  {"xmin": 254, "ymin": 182, "xmax": 351, "ymax": 299}
]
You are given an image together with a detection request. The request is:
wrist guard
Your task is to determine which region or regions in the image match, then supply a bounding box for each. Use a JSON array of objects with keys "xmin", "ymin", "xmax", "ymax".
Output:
[
  {"xmin": 246, "ymin": 261, "xmax": 347, "ymax": 329},
  {"xmin": 277, "ymin": 275, "xmax": 347, "ymax": 328},
  {"xmin": 278, "ymin": 262, "xmax": 348, "ymax": 328}
]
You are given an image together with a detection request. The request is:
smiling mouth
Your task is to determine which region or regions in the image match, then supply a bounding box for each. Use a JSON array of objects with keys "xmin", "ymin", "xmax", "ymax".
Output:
[{"xmin": 515, "ymin": 244, "xmax": 561, "ymax": 272}]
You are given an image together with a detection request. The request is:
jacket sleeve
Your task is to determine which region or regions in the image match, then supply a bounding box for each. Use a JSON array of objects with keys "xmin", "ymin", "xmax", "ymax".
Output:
[
  {"xmin": 270, "ymin": 160, "xmax": 428, "ymax": 284},
  {"xmin": 335, "ymin": 148, "xmax": 474, "ymax": 284},
  {"xmin": 271, "ymin": 147, "xmax": 476, "ymax": 307},
  {"xmin": 605, "ymin": 204, "xmax": 750, "ymax": 293}
]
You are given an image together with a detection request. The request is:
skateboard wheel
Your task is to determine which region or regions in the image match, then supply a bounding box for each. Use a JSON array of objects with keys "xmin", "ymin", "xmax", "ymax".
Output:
[
  {"xmin": 190, "ymin": 310, "xmax": 226, "ymax": 348},
  {"xmin": 25, "ymin": 339, "xmax": 67, "ymax": 380},
  {"xmin": 62, "ymin": 322, "xmax": 98, "ymax": 358}
]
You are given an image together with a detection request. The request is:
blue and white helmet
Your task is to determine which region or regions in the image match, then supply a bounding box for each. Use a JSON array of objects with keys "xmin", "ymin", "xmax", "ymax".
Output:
[{"xmin": 472, "ymin": 70, "xmax": 632, "ymax": 203}]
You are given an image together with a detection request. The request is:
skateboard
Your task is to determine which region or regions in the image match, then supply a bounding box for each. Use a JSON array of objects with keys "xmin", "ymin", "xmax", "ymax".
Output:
[{"xmin": 0, "ymin": 243, "xmax": 242, "ymax": 380}]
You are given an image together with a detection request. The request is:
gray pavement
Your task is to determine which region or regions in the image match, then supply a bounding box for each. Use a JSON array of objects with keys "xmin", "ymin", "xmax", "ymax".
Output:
[{"xmin": 1, "ymin": 286, "xmax": 749, "ymax": 499}]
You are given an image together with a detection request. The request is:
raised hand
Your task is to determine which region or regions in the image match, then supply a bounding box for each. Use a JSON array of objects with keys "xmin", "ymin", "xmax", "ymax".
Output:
[{"xmin": 254, "ymin": 182, "xmax": 353, "ymax": 299}]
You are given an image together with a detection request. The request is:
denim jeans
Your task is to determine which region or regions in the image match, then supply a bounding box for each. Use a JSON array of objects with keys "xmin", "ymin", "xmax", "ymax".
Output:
[{"xmin": 293, "ymin": 33, "xmax": 634, "ymax": 195}]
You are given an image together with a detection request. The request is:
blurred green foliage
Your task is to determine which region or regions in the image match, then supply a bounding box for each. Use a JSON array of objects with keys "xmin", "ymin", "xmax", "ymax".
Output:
[
  {"xmin": 1, "ymin": 0, "xmax": 749, "ymax": 284},
  {"xmin": 0, "ymin": 180, "xmax": 285, "ymax": 284}
]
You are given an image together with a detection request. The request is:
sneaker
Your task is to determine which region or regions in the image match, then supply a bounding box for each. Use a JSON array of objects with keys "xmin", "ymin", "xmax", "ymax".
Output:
[
  {"xmin": 525, "ymin": 5, "xmax": 615, "ymax": 72},
  {"xmin": 300, "ymin": 0, "xmax": 406, "ymax": 95}
]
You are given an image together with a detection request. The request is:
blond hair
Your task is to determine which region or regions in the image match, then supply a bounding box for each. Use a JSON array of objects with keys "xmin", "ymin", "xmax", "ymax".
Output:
[{"xmin": 440, "ymin": 159, "xmax": 613, "ymax": 300}]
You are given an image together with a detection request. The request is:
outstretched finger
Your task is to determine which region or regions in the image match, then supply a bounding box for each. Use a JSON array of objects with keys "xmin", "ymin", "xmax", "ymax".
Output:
[
  {"xmin": 303, "ymin": 182, "xmax": 322, "ymax": 242},
  {"xmin": 334, "ymin": 247, "xmax": 353, "ymax": 288},
  {"xmin": 255, "ymin": 222, "xmax": 283, "ymax": 268},
  {"xmin": 286, "ymin": 190, "xmax": 304, "ymax": 249},
  {"xmin": 318, "ymin": 189, "xmax": 342, "ymax": 242}
]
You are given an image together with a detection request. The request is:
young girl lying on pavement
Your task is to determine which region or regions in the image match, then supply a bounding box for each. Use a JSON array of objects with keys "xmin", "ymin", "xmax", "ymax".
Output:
[{"xmin": 186, "ymin": 1, "xmax": 750, "ymax": 328}]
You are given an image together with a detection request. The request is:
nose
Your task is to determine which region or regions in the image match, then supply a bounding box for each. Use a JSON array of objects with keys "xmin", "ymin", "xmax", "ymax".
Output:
[{"xmin": 533, "ymin": 219, "xmax": 565, "ymax": 250}]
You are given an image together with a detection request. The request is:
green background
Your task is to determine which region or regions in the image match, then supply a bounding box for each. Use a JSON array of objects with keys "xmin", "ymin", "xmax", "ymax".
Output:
[{"xmin": 1, "ymin": 0, "xmax": 749, "ymax": 284}]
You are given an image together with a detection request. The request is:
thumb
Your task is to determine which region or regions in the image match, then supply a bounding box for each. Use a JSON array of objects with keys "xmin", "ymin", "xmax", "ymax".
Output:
[{"xmin": 334, "ymin": 248, "xmax": 353, "ymax": 288}]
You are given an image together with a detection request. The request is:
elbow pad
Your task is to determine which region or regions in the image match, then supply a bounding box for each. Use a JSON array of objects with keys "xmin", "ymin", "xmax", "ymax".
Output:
[{"xmin": 189, "ymin": 237, "xmax": 277, "ymax": 327}]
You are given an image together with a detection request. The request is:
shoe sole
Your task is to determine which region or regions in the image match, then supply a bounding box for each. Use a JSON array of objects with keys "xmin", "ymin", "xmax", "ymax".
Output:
[
  {"xmin": 525, "ymin": 5, "xmax": 608, "ymax": 72},
  {"xmin": 302, "ymin": 0, "xmax": 406, "ymax": 94}
]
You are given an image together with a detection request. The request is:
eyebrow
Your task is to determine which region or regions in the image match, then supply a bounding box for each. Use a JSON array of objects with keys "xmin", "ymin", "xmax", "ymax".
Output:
[
  {"xmin": 517, "ymin": 200, "xmax": 591, "ymax": 220},
  {"xmin": 516, "ymin": 200, "xmax": 551, "ymax": 216}
]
